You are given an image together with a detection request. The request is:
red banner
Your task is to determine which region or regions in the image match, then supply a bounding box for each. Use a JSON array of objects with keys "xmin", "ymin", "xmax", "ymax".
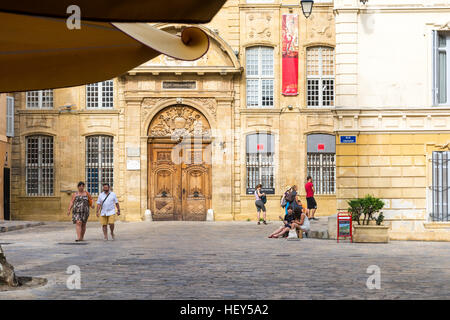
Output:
[{"xmin": 282, "ymin": 14, "xmax": 299, "ymax": 96}]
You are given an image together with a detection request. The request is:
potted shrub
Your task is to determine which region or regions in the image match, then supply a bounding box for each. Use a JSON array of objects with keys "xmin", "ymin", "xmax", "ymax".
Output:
[{"xmin": 348, "ymin": 195, "xmax": 389, "ymax": 243}]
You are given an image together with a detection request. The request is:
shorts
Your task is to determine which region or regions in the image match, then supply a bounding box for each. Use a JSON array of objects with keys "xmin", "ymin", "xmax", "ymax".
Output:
[
  {"xmin": 300, "ymin": 225, "xmax": 310, "ymax": 231},
  {"xmin": 306, "ymin": 197, "xmax": 317, "ymax": 210},
  {"xmin": 100, "ymin": 214, "xmax": 115, "ymax": 226},
  {"xmin": 255, "ymin": 200, "xmax": 266, "ymax": 213}
]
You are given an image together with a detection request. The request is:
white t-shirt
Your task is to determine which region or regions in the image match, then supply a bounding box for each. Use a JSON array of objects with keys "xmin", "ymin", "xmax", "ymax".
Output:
[{"xmin": 97, "ymin": 191, "xmax": 119, "ymax": 216}]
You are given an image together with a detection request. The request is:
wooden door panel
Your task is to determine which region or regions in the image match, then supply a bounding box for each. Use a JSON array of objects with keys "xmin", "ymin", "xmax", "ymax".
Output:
[
  {"xmin": 181, "ymin": 144, "xmax": 211, "ymax": 221},
  {"xmin": 149, "ymin": 143, "xmax": 182, "ymax": 221},
  {"xmin": 149, "ymin": 141, "xmax": 211, "ymax": 221}
]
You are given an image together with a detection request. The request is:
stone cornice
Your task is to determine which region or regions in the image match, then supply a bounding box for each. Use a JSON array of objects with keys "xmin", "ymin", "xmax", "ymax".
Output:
[
  {"xmin": 334, "ymin": 5, "xmax": 450, "ymax": 13},
  {"xmin": 334, "ymin": 107, "xmax": 450, "ymax": 133},
  {"xmin": 129, "ymin": 66, "xmax": 242, "ymax": 76}
]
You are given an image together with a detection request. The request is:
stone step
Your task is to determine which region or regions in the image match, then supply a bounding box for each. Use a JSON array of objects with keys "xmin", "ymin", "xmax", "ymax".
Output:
[{"xmin": 0, "ymin": 221, "xmax": 45, "ymax": 233}]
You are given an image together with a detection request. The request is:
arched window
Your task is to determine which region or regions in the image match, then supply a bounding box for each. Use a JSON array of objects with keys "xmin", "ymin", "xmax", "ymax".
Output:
[
  {"xmin": 86, "ymin": 80, "xmax": 114, "ymax": 109},
  {"xmin": 246, "ymin": 46, "xmax": 274, "ymax": 108},
  {"xmin": 306, "ymin": 46, "xmax": 335, "ymax": 107},
  {"xmin": 246, "ymin": 133, "xmax": 275, "ymax": 194},
  {"xmin": 86, "ymin": 135, "xmax": 114, "ymax": 195},
  {"xmin": 26, "ymin": 135, "xmax": 54, "ymax": 196},
  {"xmin": 307, "ymin": 134, "xmax": 336, "ymax": 194}
]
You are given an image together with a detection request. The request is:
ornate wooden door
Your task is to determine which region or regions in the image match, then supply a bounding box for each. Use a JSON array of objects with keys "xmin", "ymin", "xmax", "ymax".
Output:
[
  {"xmin": 147, "ymin": 104, "xmax": 212, "ymax": 221},
  {"xmin": 181, "ymin": 142, "xmax": 211, "ymax": 221},
  {"xmin": 149, "ymin": 143, "xmax": 182, "ymax": 221}
]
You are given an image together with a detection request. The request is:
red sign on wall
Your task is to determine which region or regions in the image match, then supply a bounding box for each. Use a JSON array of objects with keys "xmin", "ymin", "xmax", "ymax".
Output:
[
  {"xmin": 318, "ymin": 144, "xmax": 325, "ymax": 151},
  {"xmin": 257, "ymin": 144, "xmax": 264, "ymax": 151}
]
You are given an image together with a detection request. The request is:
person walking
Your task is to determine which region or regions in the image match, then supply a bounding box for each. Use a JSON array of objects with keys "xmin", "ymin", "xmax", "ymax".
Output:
[
  {"xmin": 254, "ymin": 184, "xmax": 267, "ymax": 225},
  {"xmin": 305, "ymin": 176, "xmax": 318, "ymax": 220},
  {"xmin": 96, "ymin": 183, "xmax": 121, "ymax": 240},
  {"xmin": 67, "ymin": 182, "xmax": 94, "ymax": 242}
]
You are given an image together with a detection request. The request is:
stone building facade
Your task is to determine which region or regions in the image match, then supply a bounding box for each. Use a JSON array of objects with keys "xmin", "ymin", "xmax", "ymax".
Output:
[
  {"xmin": 9, "ymin": 0, "xmax": 337, "ymax": 223},
  {"xmin": 334, "ymin": 0, "xmax": 450, "ymax": 240}
]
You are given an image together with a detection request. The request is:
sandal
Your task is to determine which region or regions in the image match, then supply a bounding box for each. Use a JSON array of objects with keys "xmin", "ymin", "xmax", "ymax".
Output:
[{"xmin": 263, "ymin": 220, "xmax": 267, "ymax": 225}]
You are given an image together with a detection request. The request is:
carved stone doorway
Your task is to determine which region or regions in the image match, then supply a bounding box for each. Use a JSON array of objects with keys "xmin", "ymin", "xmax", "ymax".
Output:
[{"xmin": 147, "ymin": 105, "xmax": 212, "ymax": 221}]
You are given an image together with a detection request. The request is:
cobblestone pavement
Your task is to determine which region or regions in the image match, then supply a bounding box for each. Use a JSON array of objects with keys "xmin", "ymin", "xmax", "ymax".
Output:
[{"xmin": 0, "ymin": 221, "xmax": 449, "ymax": 300}]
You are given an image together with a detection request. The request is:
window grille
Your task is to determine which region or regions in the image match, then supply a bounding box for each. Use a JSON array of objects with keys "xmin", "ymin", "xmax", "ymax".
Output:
[
  {"xmin": 26, "ymin": 90, "xmax": 53, "ymax": 109},
  {"xmin": 246, "ymin": 47, "xmax": 274, "ymax": 108},
  {"xmin": 246, "ymin": 133, "xmax": 275, "ymax": 194},
  {"xmin": 307, "ymin": 46, "xmax": 335, "ymax": 107},
  {"xmin": 86, "ymin": 136, "xmax": 114, "ymax": 195},
  {"xmin": 432, "ymin": 151, "xmax": 450, "ymax": 222},
  {"xmin": 26, "ymin": 136, "xmax": 54, "ymax": 196},
  {"xmin": 86, "ymin": 80, "xmax": 114, "ymax": 109},
  {"xmin": 307, "ymin": 153, "xmax": 336, "ymax": 195}
]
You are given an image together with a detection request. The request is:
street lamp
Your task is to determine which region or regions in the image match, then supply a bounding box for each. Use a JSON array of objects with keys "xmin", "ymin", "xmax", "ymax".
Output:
[{"xmin": 301, "ymin": 0, "xmax": 314, "ymax": 19}]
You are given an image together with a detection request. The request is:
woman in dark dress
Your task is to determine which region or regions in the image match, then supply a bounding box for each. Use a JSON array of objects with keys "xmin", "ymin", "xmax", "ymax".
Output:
[{"xmin": 67, "ymin": 182, "xmax": 94, "ymax": 241}]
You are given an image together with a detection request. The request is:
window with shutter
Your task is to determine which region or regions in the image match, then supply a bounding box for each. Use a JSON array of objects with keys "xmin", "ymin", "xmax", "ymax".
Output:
[
  {"xmin": 6, "ymin": 96, "xmax": 14, "ymax": 137},
  {"xmin": 433, "ymin": 31, "xmax": 450, "ymax": 105}
]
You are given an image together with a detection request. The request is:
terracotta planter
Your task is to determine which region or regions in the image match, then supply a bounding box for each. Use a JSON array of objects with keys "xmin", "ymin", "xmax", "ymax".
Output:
[{"xmin": 353, "ymin": 225, "xmax": 390, "ymax": 243}]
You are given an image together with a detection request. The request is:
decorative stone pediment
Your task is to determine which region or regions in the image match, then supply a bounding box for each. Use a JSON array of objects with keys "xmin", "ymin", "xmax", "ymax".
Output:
[{"xmin": 148, "ymin": 105, "xmax": 211, "ymax": 139}]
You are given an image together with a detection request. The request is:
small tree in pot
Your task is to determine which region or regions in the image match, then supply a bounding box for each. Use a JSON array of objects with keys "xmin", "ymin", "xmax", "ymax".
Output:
[
  {"xmin": 348, "ymin": 195, "xmax": 384, "ymax": 226},
  {"xmin": 347, "ymin": 195, "xmax": 388, "ymax": 243}
]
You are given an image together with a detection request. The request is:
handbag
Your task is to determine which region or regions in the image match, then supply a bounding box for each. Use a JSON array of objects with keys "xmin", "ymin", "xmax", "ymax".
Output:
[
  {"xmin": 87, "ymin": 193, "xmax": 93, "ymax": 207},
  {"xmin": 261, "ymin": 195, "xmax": 267, "ymax": 204},
  {"xmin": 287, "ymin": 229, "xmax": 300, "ymax": 241}
]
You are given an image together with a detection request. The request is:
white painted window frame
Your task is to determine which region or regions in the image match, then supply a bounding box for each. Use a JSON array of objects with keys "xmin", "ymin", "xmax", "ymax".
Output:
[
  {"xmin": 26, "ymin": 90, "xmax": 54, "ymax": 109},
  {"xmin": 306, "ymin": 46, "xmax": 335, "ymax": 108},
  {"xmin": 246, "ymin": 46, "xmax": 275, "ymax": 108},
  {"xmin": 86, "ymin": 80, "xmax": 114, "ymax": 109}
]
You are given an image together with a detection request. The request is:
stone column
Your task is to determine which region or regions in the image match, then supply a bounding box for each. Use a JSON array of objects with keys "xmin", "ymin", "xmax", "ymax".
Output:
[
  {"xmin": 212, "ymin": 98, "xmax": 234, "ymax": 221},
  {"xmin": 123, "ymin": 100, "xmax": 142, "ymax": 221}
]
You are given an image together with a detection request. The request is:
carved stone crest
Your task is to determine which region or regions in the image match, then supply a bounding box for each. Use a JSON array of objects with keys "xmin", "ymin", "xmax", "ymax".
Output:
[{"xmin": 148, "ymin": 105, "xmax": 211, "ymax": 139}]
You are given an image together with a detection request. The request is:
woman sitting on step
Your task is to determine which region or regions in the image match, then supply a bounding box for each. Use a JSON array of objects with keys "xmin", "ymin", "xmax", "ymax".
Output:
[
  {"xmin": 268, "ymin": 206, "xmax": 297, "ymax": 238},
  {"xmin": 292, "ymin": 206, "xmax": 311, "ymax": 238}
]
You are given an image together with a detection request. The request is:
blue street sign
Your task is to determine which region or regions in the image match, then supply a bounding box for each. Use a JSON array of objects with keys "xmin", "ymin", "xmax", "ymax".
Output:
[{"xmin": 340, "ymin": 136, "xmax": 357, "ymax": 144}]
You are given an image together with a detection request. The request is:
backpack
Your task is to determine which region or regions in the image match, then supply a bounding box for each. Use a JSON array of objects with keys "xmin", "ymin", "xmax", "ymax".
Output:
[
  {"xmin": 280, "ymin": 195, "xmax": 287, "ymax": 208},
  {"xmin": 285, "ymin": 191, "xmax": 295, "ymax": 203}
]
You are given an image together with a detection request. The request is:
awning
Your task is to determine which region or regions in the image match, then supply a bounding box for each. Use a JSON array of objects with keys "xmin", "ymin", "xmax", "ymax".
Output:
[
  {"xmin": 0, "ymin": 12, "xmax": 210, "ymax": 92},
  {"xmin": 0, "ymin": 0, "xmax": 227, "ymax": 23}
]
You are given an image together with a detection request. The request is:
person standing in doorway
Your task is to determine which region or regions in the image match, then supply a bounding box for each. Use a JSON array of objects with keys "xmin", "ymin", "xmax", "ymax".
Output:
[
  {"xmin": 305, "ymin": 176, "xmax": 318, "ymax": 220},
  {"xmin": 96, "ymin": 183, "xmax": 120, "ymax": 240},
  {"xmin": 67, "ymin": 182, "xmax": 94, "ymax": 242},
  {"xmin": 254, "ymin": 184, "xmax": 267, "ymax": 225}
]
